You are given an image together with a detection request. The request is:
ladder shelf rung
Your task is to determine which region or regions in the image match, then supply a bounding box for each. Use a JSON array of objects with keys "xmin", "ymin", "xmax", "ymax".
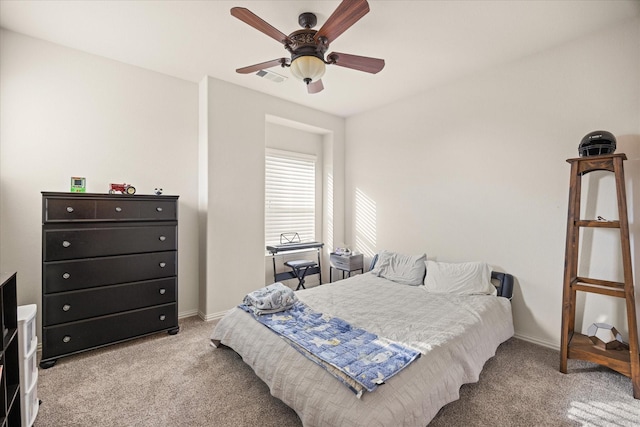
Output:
[
  {"xmin": 573, "ymin": 276, "xmax": 626, "ymax": 289},
  {"xmin": 572, "ymin": 284, "xmax": 625, "ymax": 297},
  {"xmin": 571, "ymin": 277, "xmax": 626, "ymax": 297},
  {"xmin": 575, "ymin": 220, "xmax": 620, "ymax": 228}
]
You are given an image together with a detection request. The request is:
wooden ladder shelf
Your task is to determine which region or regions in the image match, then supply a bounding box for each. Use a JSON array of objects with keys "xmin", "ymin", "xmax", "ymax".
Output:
[{"xmin": 560, "ymin": 153, "xmax": 639, "ymax": 399}]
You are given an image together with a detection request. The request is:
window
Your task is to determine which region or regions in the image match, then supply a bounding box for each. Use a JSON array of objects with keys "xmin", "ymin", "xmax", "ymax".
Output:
[{"xmin": 265, "ymin": 149, "xmax": 316, "ymax": 247}]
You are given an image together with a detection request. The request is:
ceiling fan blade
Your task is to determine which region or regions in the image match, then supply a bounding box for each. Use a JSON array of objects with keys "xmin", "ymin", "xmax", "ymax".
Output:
[
  {"xmin": 315, "ymin": 0, "xmax": 369, "ymax": 44},
  {"xmin": 236, "ymin": 58, "xmax": 288, "ymax": 74},
  {"xmin": 231, "ymin": 7, "xmax": 290, "ymax": 45},
  {"xmin": 307, "ymin": 79, "xmax": 324, "ymax": 94},
  {"xmin": 327, "ymin": 52, "xmax": 385, "ymax": 74}
]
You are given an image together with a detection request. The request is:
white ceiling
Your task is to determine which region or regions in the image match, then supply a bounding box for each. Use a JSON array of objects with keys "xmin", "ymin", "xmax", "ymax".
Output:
[{"xmin": 1, "ymin": 0, "xmax": 639, "ymax": 117}]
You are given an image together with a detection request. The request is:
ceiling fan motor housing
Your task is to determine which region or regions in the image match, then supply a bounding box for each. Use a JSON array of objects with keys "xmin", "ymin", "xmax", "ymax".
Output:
[
  {"xmin": 287, "ymin": 27, "xmax": 327, "ymax": 84},
  {"xmin": 288, "ymin": 29, "xmax": 327, "ymax": 62}
]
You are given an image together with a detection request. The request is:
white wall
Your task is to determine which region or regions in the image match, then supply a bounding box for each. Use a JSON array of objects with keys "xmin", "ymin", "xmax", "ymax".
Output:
[
  {"xmin": 0, "ymin": 31, "xmax": 200, "ymax": 321},
  {"xmin": 345, "ymin": 17, "xmax": 640, "ymax": 348},
  {"xmin": 198, "ymin": 77, "xmax": 345, "ymax": 319}
]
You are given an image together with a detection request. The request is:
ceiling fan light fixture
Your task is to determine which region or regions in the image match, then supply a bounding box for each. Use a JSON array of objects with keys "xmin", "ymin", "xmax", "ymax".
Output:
[{"xmin": 289, "ymin": 55, "xmax": 325, "ymax": 84}]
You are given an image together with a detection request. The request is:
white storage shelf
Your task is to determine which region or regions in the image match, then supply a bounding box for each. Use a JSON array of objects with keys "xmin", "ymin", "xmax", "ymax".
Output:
[
  {"xmin": 23, "ymin": 378, "xmax": 38, "ymax": 427},
  {"xmin": 22, "ymin": 345, "xmax": 37, "ymax": 396},
  {"xmin": 18, "ymin": 304, "xmax": 39, "ymax": 427}
]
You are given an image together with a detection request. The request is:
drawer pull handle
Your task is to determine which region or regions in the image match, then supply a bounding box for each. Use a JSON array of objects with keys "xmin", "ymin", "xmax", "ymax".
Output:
[
  {"xmin": 115, "ymin": 207, "xmax": 122, "ymax": 212},
  {"xmin": 63, "ymin": 336, "xmax": 71, "ymax": 343},
  {"xmin": 62, "ymin": 304, "xmax": 71, "ymax": 312},
  {"xmin": 159, "ymin": 315, "xmax": 166, "ymax": 321},
  {"xmin": 62, "ymin": 240, "xmax": 71, "ymax": 248},
  {"xmin": 156, "ymin": 207, "xmax": 163, "ymax": 212},
  {"xmin": 159, "ymin": 235, "xmax": 166, "ymax": 242},
  {"xmin": 62, "ymin": 272, "xmax": 71, "ymax": 279},
  {"xmin": 159, "ymin": 262, "xmax": 166, "ymax": 268},
  {"xmin": 66, "ymin": 206, "xmax": 74, "ymax": 213},
  {"xmin": 159, "ymin": 288, "xmax": 166, "ymax": 295}
]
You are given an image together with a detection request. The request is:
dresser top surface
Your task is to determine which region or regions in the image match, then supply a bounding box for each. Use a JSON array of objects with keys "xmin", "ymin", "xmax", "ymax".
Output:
[{"xmin": 42, "ymin": 192, "xmax": 179, "ymax": 200}]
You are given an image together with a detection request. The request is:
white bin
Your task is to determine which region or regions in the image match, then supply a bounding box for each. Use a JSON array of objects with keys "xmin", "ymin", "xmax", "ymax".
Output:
[
  {"xmin": 22, "ymin": 343, "xmax": 38, "ymax": 391},
  {"xmin": 18, "ymin": 304, "xmax": 37, "ymax": 358},
  {"xmin": 23, "ymin": 374, "xmax": 39, "ymax": 427},
  {"xmin": 18, "ymin": 304, "xmax": 39, "ymax": 427}
]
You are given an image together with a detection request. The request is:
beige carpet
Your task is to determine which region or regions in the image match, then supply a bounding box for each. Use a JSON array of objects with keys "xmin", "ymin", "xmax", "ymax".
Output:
[{"xmin": 35, "ymin": 316, "xmax": 640, "ymax": 426}]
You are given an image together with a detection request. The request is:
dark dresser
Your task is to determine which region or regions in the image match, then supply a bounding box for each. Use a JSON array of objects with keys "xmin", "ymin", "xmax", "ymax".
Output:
[{"xmin": 40, "ymin": 192, "xmax": 179, "ymax": 368}]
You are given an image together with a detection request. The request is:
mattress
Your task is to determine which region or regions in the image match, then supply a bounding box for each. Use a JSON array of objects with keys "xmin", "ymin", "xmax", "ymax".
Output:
[{"xmin": 211, "ymin": 273, "xmax": 514, "ymax": 426}]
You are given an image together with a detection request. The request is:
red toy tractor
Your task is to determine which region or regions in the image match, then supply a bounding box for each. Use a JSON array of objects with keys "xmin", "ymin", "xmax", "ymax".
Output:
[{"xmin": 109, "ymin": 183, "xmax": 136, "ymax": 195}]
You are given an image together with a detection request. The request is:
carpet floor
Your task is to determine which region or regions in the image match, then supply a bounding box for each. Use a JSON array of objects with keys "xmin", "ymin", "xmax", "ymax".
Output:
[{"xmin": 34, "ymin": 316, "xmax": 640, "ymax": 426}]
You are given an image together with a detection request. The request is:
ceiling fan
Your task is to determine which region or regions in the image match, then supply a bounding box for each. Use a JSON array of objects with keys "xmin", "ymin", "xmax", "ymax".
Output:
[{"xmin": 231, "ymin": 0, "xmax": 385, "ymax": 94}]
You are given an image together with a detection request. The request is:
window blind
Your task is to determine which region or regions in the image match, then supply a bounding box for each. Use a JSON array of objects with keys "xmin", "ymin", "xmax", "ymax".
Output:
[{"xmin": 265, "ymin": 149, "xmax": 316, "ymax": 247}]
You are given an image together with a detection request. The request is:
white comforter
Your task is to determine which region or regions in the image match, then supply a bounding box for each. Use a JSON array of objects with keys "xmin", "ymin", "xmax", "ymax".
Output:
[{"xmin": 211, "ymin": 273, "xmax": 514, "ymax": 426}]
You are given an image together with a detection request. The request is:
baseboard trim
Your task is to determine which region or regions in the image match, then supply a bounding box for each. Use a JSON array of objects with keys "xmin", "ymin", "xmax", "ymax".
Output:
[
  {"xmin": 199, "ymin": 310, "xmax": 229, "ymax": 322},
  {"xmin": 514, "ymin": 332, "xmax": 559, "ymax": 351},
  {"xmin": 178, "ymin": 309, "xmax": 199, "ymax": 319}
]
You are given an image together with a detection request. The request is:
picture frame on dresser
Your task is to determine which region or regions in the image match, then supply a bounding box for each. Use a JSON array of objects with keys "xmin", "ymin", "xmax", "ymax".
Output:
[{"xmin": 40, "ymin": 192, "xmax": 180, "ymax": 369}]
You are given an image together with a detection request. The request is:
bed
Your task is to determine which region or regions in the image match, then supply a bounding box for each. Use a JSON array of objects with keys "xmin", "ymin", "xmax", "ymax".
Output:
[{"xmin": 211, "ymin": 252, "xmax": 514, "ymax": 426}]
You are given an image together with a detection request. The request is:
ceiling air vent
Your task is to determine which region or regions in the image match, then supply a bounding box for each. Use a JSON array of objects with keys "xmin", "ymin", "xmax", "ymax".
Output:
[{"xmin": 255, "ymin": 69, "xmax": 287, "ymax": 83}]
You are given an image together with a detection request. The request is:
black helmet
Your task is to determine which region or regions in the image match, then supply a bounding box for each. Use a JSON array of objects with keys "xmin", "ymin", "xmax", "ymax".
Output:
[{"xmin": 579, "ymin": 130, "xmax": 616, "ymax": 157}]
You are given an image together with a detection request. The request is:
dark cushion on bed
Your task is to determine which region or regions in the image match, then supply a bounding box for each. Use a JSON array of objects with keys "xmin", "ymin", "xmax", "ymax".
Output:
[{"xmin": 491, "ymin": 271, "xmax": 514, "ymax": 299}]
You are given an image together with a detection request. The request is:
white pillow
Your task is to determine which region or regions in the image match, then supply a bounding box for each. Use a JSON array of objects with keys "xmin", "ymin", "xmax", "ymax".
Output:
[
  {"xmin": 424, "ymin": 260, "xmax": 497, "ymax": 295},
  {"xmin": 370, "ymin": 250, "xmax": 426, "ymax": 286}
]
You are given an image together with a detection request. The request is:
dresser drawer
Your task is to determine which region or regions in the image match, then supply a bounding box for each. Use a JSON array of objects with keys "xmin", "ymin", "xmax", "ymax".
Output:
[
  {"xmin": 43, "ymin": 278, "xmax": 176, "ymax": 325},
  {"xmin": 94, "ymin": 199, "xmax": 177, "ymax": 221},
  {"xmin": 43, "ymin": 252, "xmax": 176, "ymax": 293},
  {"xmin": 139, "ymin": 200, "xmax": 177, "ymax": 220},
  {"xmin": 44, "ymin": 225, "xmax": 177, "ymax": 261},
  {"xmin": 45, "ymin": 198, "xmax": 96, "ymax": 221},
  {"xmin": 95, "ymin": 199, "xmax": 140, "ymax": 220},
  {"xmin": 42, "ymin": 303, "xmax": 177, "ymax": 359}
]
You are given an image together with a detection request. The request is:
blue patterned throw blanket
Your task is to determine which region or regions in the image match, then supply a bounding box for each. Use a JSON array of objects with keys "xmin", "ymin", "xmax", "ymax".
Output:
[{"xmin": 239, "ymin": 300, "xmax": 420, "ymax": 397}]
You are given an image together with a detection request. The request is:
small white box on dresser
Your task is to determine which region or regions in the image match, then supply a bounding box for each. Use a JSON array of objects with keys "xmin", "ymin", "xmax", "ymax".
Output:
[{"xmin": 18, "ymin": 304, "xmax": 39, "ymax": 427}]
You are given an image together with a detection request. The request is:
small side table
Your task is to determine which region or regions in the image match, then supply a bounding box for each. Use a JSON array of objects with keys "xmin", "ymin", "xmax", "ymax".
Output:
[{"xmin": 329, "ymin": 253, "xmax": 364, "ymax": 282}]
